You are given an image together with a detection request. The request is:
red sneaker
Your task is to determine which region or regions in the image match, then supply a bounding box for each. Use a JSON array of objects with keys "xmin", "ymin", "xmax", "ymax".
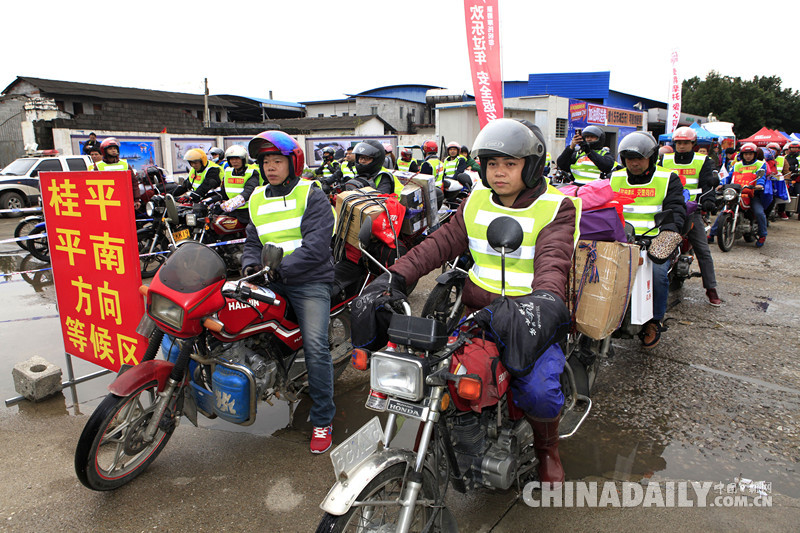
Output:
[
  {"xmin": 310, "ymin": 425, "xmax": 333, "ymax": 454},
  {"xmin": 780, "ymin": 212, "xmax": 789, "ymax": 220},
  {"xmin": 756, "ymin": 236, "xmax": 766, "ymax": 248},
  {"xmin": 706, "ymin": 288, "xmax": 722, "ymax": 307}
]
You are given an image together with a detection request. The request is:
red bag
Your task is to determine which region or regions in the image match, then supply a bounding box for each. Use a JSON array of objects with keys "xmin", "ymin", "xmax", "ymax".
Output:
[
  {"xmin": 371, "ymin": 196, "xmax": 406, "ymax": 248},
  {"xmin": 576, "ymin": 179, "xmax": 615, "ymax": 210},
  {"xmin": 448, "ymin": 338, "xmax": 510, "ymax": 413}
]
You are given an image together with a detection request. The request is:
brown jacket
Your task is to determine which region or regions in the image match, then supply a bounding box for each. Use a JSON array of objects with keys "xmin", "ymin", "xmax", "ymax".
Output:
[{"xmin": 390, "ymin": 179, "xmax": 577, "ymax": 311}]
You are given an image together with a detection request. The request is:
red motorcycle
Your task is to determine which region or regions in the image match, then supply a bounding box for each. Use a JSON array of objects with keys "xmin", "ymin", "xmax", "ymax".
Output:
[{"xmin": 74, "ymin": 241, "xmax": 364, "ymax": 490}]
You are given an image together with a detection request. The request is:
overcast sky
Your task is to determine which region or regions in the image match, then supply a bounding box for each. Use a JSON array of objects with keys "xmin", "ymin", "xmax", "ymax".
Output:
[{"xmin": 4, "ymin": 0, "xmax": 799, "ymax": 105}]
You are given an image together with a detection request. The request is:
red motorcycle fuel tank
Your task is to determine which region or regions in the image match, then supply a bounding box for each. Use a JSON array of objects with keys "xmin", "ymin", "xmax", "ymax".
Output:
[
  {"xmin": 145, "ymin": 242, "xmax": 227, "ymax": 338},
  {"xmin": 211, "ymin": 214, "xmax": 246, "ymax": 235},
  {"xmin": 212, "ymin": 281, "xmax": 303, "ymax": 349}
]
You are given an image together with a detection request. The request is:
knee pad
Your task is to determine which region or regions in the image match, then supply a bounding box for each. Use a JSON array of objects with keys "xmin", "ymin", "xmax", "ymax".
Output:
[{"xmin": 510, "ymin": 344, "xmax": 565, "ymax": 419}]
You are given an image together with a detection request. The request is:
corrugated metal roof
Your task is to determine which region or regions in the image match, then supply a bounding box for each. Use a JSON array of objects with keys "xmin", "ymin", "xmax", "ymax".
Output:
[
  {"xmin": 272, "ymin": 115, "xmax": 396, "ymax": 133},
  {"xmin": 527, "ymin": 72, "xmax": 610, "ymax": 100},
  {"xmin": 503, "ymin": 81, "xmax": 528, "ymax": 98},
  {"xmin": 4, "ymin": 76, "xmax": 231, "ymax": 107},
  {"xmin": 351, "ymin": 84, "xmax": 443, "ymax": 104}
]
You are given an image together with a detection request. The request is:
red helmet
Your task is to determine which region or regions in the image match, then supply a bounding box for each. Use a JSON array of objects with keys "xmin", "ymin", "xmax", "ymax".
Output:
[
  {"xmin": 767, "ymin": 142, "xmax": 782, "ymax": 153},
  {"xmin": 100, "ymin": 137, "xmax": 120, "ymax": 155},
  {"xmin": 248, "ymin": 131, "xmax": 304, "ymax": 177},
  {"xmin": 740, "ymin": 143, "xmax": 757, "ymax": 153},
  {"xmin": 400, "ymin": 148, "xmax": 413, "ymax": 159},
  {"xmin": 658, "ymin": 145, "xmax": 674, "ymax": 156},
  {"xmin": 672, "ymin": 126, "xmax": 697, "ymax": 142},
  {"xmin": 422, "ymin": 140, "xmax": 438, "ymax": 154},
  {"xmin": 789, "ymin": 140, "xmax": 800, "ymax": 150}
]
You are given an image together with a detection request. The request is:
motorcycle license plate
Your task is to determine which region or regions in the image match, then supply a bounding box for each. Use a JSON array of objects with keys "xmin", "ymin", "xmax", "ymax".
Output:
[
  {"xmin": 172, "ymin": 228, "xmax": 190, "ymax": 241},
  {"xmin": 330, "ymin": 416, "xmax": 383, "ymax": 479}
]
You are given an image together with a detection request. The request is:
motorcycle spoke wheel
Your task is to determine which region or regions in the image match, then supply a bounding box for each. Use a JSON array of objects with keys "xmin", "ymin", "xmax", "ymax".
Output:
[
  {"xmin": 329, "ymin": 312, "xmax": 353, "ymax": 379},
  {"xmin": 421, "ymin": 281, "xmax": 465, "ymax": 334},
  {"xmin": 316, "ymin": 464, "xmax": 437, "ymax": 533},
  {"xmin": 718, "ymin": 214, "xmax": 734, "ymax": 252},
  {"xmin": 74, "ymin": 383, "xmax": 174, "ymax": 491},
  {"xmin": 138, "ymin": 234, "xmax": 168, "ymax": 278},
  {"xmin": 14, "ymin": 218, "xmax": 41, "ymax": 251}
]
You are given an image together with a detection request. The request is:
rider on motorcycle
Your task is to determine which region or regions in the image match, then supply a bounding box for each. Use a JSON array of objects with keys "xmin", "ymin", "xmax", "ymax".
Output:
[
  {"xmin": 353, "ymin": 118, "xmax": 580, "ymax": 486},
  {"xmin": 351, "ymin": 140, "xmax": 403, "ymax": 199},
  {"xmin": 174, "ymin": 149, "xmax": 223, "ymax": 202},
  {"xmin": 440, "ymin": 141, "xmax": 473, "ymax": 197},
  {"xmin": 92, "ymin": 137, "xmax": 140, "ymax": 210},
  {"xmin": 241, "ymin": 131, "xmax": 337, "ymax": 454},
  {"xmin": 214, "ymin": 145, "xmax": 261, "ymax": 224},
  {"xmin": 419, "ymin": 139, "xmax": 443, "ymax": 178},
  {"xmin": 556, "ymin": 125, "xmax": 615, "ymax": 184},
  {"xmin": 315, "ymin": 146, "xmax": 341, "ymax": 182},
  {"xmin": 397, "ymin": 147, "xmax": 420, "ymax": 173},
  {"xmin": 610, "ymin": 132, "xmax": 686, "ymax": 348},
  {"xmin": 721, "ymin": 143, "xmax": 769, "ymax": 246},
  {"xmin": 659, "ymin": 126, "xmax": 722, "ymax": 306}
]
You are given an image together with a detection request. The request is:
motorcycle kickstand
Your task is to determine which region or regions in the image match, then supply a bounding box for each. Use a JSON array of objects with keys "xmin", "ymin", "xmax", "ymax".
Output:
[{"xmin": 286, "ymin": 399, "xmax": 300, "ymax": 427}]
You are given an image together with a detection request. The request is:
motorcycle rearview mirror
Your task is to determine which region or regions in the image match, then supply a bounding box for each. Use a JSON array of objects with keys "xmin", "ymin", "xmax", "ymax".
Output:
[
  {"xmin": 624, "ymin": 222, "xmax": 636, "ymax": 243},
  {"xmin": 164, "ymin": 194, "xmax": 179, "ymax": 223},
  {"xmin": 711, "ymin": 170, "xmax": 720, "ymax": 188},
  {"xmin": 756, "ymin": 169, "xmax": 766, "ymax": 178},
  {"xmin": 486, "ymin": 217, "xmax": 524, "ymax": 298},
  {"xmin": 653, "ymin": 209, "xmax": 674, "ymax": 228},
  {"xmin": 260, "ymin": 244, "xmax": 284, "ymax": 275}
]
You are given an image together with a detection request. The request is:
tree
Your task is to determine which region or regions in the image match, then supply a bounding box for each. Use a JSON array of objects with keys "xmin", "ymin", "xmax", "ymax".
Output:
[{"xmin": 682, "ymin": 71, "xmax": 800, "ymax": 137}]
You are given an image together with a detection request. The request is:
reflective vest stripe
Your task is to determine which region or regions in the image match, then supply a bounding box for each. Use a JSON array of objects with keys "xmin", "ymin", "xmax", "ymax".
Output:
[
  {"xmin": 661, "ymin": 153, "xmax": 705, "ymax": 201},
  {"xmin": 256, "ymin": 199, "xmax": 297, "ymax": 216},
  {"xmin": 441, "ymin": 155, "xmax": 465, "ymax": 178},
  {"xmin": 610, "ymin": 167, "xmax": 671, "ymax": 236},
  {"xmin": 248, "ymin": 182, "xmax": 313, "ymax": 256},
  {"xmin": 468, "ymin": 236, "xmax": 536, "ymax": 260},
  {"xmin": 623, "ymin": 205, "xmax": 663, "ymax": 214},
  {"xmin": 223, "ymin": 165, "xmax": 256, "ymax": 207},
  {"xmin": 188, "ymin": 162, "xmax": 221, "ymax": 191},
  {"xmin": 94, "ymin": 160, "xmax": 129, "ymax": 171},
  {"xmin": 570, "ymin": 148, "xmax": 608, "ymax": 184}
]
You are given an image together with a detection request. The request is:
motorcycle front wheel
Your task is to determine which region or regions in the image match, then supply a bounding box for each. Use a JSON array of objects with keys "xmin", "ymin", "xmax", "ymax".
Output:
[
  {"xmin": 14, "ymin": 217, "xmax": 42, "ymax": 251},
  {"xmin": 421, "ymin": 280, "xmax": 465, "ymax": 335},
  {"xmin": 26, "ymin": 225, "xmax": 50, "ymax": 262},
  {"xmin": 138, "ymin": 231, "xmax": 169, "ymax": 278},
  {"xmin": 74, "ymin": 382, "xmax": 175, "ymax": 491},
  {"xmin": 316, "ymin": 463, "xmax": 439, "ymax": 533},
  {"xmin": 718, "ymin": 213, "xmax": 734, "ymax": 252}
]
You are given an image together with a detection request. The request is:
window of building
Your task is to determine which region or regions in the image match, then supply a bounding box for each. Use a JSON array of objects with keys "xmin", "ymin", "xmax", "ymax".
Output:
[
  {"xmin": 318, "ymin": 113, "xmax": 324, "ymax": 117},
  {"xmin": 196, "ymin": 110, "xmax": 203, "ymax": 119},
  {"xmin": 73, "ymin": 102, "xmax": 84, "ymax": 115},
  {"xmin": 93, "ymin": 104, "xmax": 102, "ymax": 112},
  {"xmin": 342, "ymin": 112, "xmax": 349, "ymax": 116},
  {"xmin": 556, "ymin": 118, "xmax": 568, "ymax": 138},
  {"xmin": 55, "ymin": 101, "xmax": 64, "ymax": 111},
  {"xmin": 370, "ymin": 106, "xmax": 378, "ymax": 115},
  {"xmin": 400, "ymin": 106, "xmax": 404, "ymax": 118},
  {"xmin": 215, "ymin": 111, "xmax": 221, "ymax": 122}
]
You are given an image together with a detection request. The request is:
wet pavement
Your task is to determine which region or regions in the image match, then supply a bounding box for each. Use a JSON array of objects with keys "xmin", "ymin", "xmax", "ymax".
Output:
[{"xmin": 1, "ymin": 216, "xmax": 799, "ymax": 532}]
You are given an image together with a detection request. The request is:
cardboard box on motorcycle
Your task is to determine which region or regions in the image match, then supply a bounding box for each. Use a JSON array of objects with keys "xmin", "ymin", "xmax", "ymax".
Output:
[{"xmin": 570, "ymin": 239, "xmax": 641, "ymax": 340}]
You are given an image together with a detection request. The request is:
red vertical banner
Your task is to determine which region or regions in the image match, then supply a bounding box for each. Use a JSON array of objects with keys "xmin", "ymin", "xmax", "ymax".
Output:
[
  {"xmin": 464, "ymin": 0, "xmax": 503, "ymax": 128},
  {"xmin": 667, "ymin": 50, "xmax": 681, "ymax": 135},
  {"xmin": 40, "ymin": 171, "xmax": 147, "ymax": 372}
]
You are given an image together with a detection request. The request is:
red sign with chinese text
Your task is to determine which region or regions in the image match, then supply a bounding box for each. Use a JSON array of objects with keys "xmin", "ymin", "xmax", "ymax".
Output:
[
  {"xmin": 40, "ymin": 171, "xmax": 147, "ymax": 372},
  {"xmin": 464, "ymin": 0, "xmax": 503, "ymax": 128}
]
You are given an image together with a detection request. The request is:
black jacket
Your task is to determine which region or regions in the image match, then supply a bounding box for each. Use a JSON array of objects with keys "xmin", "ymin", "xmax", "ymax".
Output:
[
  {"xmin": 241, "ymin": 176, "xmax": 335, "ymax": 285},
  {"xmin": 174, "ymin": 165, "xmax": 222, "ymax": 199},
  {"xmin": 556, "ymin": 146, "xmax": 616, "ymax": 176}
]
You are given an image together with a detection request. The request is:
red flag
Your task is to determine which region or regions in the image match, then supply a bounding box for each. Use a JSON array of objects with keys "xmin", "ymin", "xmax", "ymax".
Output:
[
  {"xmin": 464, "ymin": 0, "xmax": 503, "ymax": 128},
  {"xmin": 160, "ymin": 127, "xmax": 167, "ymax": 134}
]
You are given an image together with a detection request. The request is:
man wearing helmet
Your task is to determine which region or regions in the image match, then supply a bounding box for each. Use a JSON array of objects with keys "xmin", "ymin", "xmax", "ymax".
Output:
[
  {"xmin": 720, "ymin": 143, "xmax": 768, "ymax": 246},
  {"xmin": 659, "ymin": 126, "xmax": 721, "ymax": 306},
  {"xmin": 779, "ymin": 141, "xmax": 800, "ymax": 220},
  {"xmin": 556, "ymin": 125, "xmax": 616, "ymax": 184},
  {"xmin": 419, "ymin": 139, "xmax": 443, "ymax": 178},
  {"xmin": 241, "ymin": 131, "xmax": 337, "ymax": 454},
  {"xmin": 338, "ymin": 145, "xmax": 357, "ymax": 179},
  {"xmin": 610, "ymin": 131, "xmax": 687, "ymax": 348},
  {"xmin": 174, "ymin": 149, "xmax": 223, "ymax": 201},
  {"xmin": 352, "ymin": 140, "xmax": 403, "ymax": 199},
  {"xmin": 208, "ymin": 147, "xmax": 226, "ymax": 169},
  {"xmin": 314, "ymin": 146, "xmax": 341, "ymax": 182},
  {"xmin": 397, "ymin": 147, "xmax": 419, "ymax": 173},
  {"xmin": 213, "ymin": 145, "xmax": 260, "ymax": 224},
  {"xmin": 439, "ymin": 141, "xmax": 472, "ymax": 196},
  {"xmin": 351, "ymin": 119, "xmax": 580, "ymax": 486}
]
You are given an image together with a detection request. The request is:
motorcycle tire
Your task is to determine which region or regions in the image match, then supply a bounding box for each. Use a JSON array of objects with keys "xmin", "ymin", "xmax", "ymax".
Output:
[
  {"xmin": 14, "ymin": 217, "xmax": 42, "ymax": 251},
  {"xmin": 421, "ymin": 280, "xmax": 466, "ymax": 335},
  {"xmin": 315, "ymin": 463, "xmax": 439, "ymax": 533},
  {"xmin": 138, "ymin": 231, "xmax": 169, "ymax": 279},
  {"xmin": 717, "ymin": 213, "xmax": 734, "ymax": 252},
  {"xmin": 74, "ymin": 382, "xmax": 175, "ymax": 491},
  {"xmin": 26, "ymin": 225, "xmax": 50, "ymax": 262}
]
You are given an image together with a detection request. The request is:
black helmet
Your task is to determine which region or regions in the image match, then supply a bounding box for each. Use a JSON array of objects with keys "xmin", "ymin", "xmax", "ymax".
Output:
[
  {"xmin": 581, "ymin": 125, "xmax": 606, "ymax": 151},
  {"xmin": 472, "ymin": 118, "xmax": 547, "ymax": 188},
  {"xmin": 619, "ymin": 132, "xmax": 659, "ymax": 168},
  {"xmin": 353, "ymin": 140, "xmax": 386, "ymax": 176},
  {"xmin": 208, "ymin": 147, "xmax": 225, "ymax": 161},
  {"xmin": 145, "ymin": 166, "xmax": 162, "ymax": 179}
]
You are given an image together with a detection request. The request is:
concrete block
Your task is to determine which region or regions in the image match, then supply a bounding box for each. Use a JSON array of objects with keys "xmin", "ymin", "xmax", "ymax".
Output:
[{"xmin": 12, "ymin": 356, "xmax": 62, "ymax": 401}]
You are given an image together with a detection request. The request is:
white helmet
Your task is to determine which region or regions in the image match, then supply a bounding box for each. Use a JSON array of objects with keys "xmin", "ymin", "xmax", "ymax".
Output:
[{"xmin": 225, "ymin": 145, "xmax": 248, "ymax": 162}]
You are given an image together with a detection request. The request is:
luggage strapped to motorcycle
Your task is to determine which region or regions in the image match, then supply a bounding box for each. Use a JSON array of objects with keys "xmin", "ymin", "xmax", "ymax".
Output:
[{"xmin": 333, "ymin": 191, "xmax": 398, "ymax": 263}]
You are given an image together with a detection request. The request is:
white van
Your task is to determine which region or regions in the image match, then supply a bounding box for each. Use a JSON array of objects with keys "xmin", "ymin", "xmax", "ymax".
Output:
[{"xmin": 0, "ymin": 154, "xmax": 92, "ymax": 215}]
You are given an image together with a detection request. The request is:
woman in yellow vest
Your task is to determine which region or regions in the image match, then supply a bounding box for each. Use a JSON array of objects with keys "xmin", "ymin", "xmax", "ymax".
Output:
[
  {"xmin": 92, "ymin": 137, "xmax": 140, "ymax": 210},
  {"xmin": 610, "ymin": 132, "xmax": 686, "ymax": 348},
  {"xmin": 240, "ymin": 130, "xmax": 337, "ymax": 454},
  {"xmin": 350, "ymin": 119, "xmax": 580, "ymax": 486}
]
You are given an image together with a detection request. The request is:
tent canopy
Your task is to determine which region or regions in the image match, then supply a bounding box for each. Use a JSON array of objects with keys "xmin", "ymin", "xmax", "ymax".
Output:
[
  {"xmin": 737, "ymin": 127, "xmax": 788, "ymax": 146},
  {"xmin": 658, "ymin": 122, "xmax": 721, "ymax": 143}
]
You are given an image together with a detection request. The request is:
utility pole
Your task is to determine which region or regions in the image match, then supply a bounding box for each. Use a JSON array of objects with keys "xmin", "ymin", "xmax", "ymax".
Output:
[{"xmin": 203, "ymin": 78, "xmax": 210, "ymax": 128}]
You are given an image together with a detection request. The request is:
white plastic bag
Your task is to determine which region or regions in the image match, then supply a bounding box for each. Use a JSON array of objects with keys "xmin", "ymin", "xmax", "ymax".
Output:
[{"xmin": 630, "ymin": 249, "xmax": 653, "ymax": 325}]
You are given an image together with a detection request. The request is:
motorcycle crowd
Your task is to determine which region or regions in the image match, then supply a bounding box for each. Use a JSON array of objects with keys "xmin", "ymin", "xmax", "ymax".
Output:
[{"xmin": 26, "ymin": 120, "xmax": 791, "ymax": 532}]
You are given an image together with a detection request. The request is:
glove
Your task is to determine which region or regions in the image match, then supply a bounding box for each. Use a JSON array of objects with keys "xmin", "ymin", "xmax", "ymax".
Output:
[
  {"xmin": 474, "ymin": 290, "xmax": 570, "ymax": 378},
  {"xmin": 242, "ymin": 264, "xmax": 260, "ymax": 277},
  {"xmin": 351, "ymin": 272, "xmax": 408, "ymax": 351},
  {"xmin": 210, "ymin": 203, "xmax": 224, "ymax": 216},
  {"xmin": 579, "ymin": 141, "xmax": 591, "ymax": 154}
]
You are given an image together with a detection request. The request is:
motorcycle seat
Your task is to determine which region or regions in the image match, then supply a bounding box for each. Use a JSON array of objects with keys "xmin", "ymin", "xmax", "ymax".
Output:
[{"xmin": 332, "ymin": 259, "xmax": 365, "ymax": 307}]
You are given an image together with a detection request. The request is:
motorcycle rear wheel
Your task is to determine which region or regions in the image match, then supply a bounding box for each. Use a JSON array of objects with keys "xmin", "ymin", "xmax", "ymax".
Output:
[
  {"xmin": 26, "ymin": 225, "xmax": 50, "ymax": 262},
  {"xmin": 138, "ymin": 232, "xmax": 169, "ymax": 279},
  {"xmin": 14, "ymin": 217, "xmax": 42, "ymax": 251},
  {"xmin": 718, "ymin": 213, "xmax": 734, "ymax": 252},
  {"xmin": 316, "ymin": 463, "xmax": 439, "ymax": 533},
  {"xmin": 74, "ymin": 382, "xmax": 175, "ymax": 491},
  {"xmin": 742, "ymin": 220, "xmax": 756, "ymax": 243}
]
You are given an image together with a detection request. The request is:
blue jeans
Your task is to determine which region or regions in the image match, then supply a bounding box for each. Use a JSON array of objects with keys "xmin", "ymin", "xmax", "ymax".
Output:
[
  {"xmin": 510, "ymin": 344, "xmax": 565, "ymax": 419},
  {"xmin": 652, "ymin": 260, "xmax": 670, "ymax": 322},
  {"xmin": 751, "ymin": 194, "xmax": 767, "ymax": 237},
  {"xmin": 270, "ymin": 280, "xmax": 335, "ymax": 427}
]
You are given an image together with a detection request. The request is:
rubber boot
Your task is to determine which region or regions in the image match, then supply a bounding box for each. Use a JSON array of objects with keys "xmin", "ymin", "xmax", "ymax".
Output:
[{"xmin": 527, "ymin": 415, "xmax": 565, "ymax": 486}]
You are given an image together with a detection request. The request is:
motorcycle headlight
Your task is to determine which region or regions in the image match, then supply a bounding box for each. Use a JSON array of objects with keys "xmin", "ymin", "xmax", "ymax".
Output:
[
  {"xmin": 723, "ymin": 188, "xmax": 737, "ymax": 201},
  {"xmin": 185, "ymin": 213, "xmax": 197, "ymax": 226},
  {"xmin": 149, "ymin": 293, "xmax": 184, "ymax": 330},
  {"xmin": 370, "ymin": 352, "xmax": 426, "ymax": 402},
  {"xmin": 145, "ymin": 201, "xmax": 155, "ymax": 217}
]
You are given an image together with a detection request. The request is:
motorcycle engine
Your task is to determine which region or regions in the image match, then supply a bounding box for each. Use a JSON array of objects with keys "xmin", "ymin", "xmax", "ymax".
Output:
[
  {"xmin": 675, "ymin": 255, "xmax": 692, "ymax": 279},
  {"xmin": 215, "ymin": 340, "xmax": 277, "ymax": 400},
  {"xmin": 448, "ymin": 408, "xmax": 534, "ymax": 491}
]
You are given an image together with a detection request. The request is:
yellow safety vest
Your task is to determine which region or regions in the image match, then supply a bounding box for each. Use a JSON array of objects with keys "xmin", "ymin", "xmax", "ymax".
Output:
[
  {"xmin": 93, "ymin": 159, "xmax": 129, "ymax": 171},
  {"xmin": 247, "ymin": 181, "xmax": 314, "ymax": 256},
  {"xmin": 661, "ymin": 152, "xmax": 706, "ymax": 201},
  {"xmin": 187, "ymin": 162, "xmax": 221, "ymax": 192},
  {"xmin": 223, "ymin": 164, "xmax": 257, "ymax": 209},
  {"xmin": 375, "ymin": 169, "xmax": 403, "ymax": 200},
  {"xmin": 570, "ymin": 148, "xmax": 609, "ymax": 185},
  {"xmin": 610, "ymin": 167, "xmax": 671, "ymax": 236},
  {"xmin": 462, "ymin": 185, "xmax": 580, "ymax": 296},
  {"xmin": 397, "ymin": 158, "xmax": 417, "ymax": 172}
]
